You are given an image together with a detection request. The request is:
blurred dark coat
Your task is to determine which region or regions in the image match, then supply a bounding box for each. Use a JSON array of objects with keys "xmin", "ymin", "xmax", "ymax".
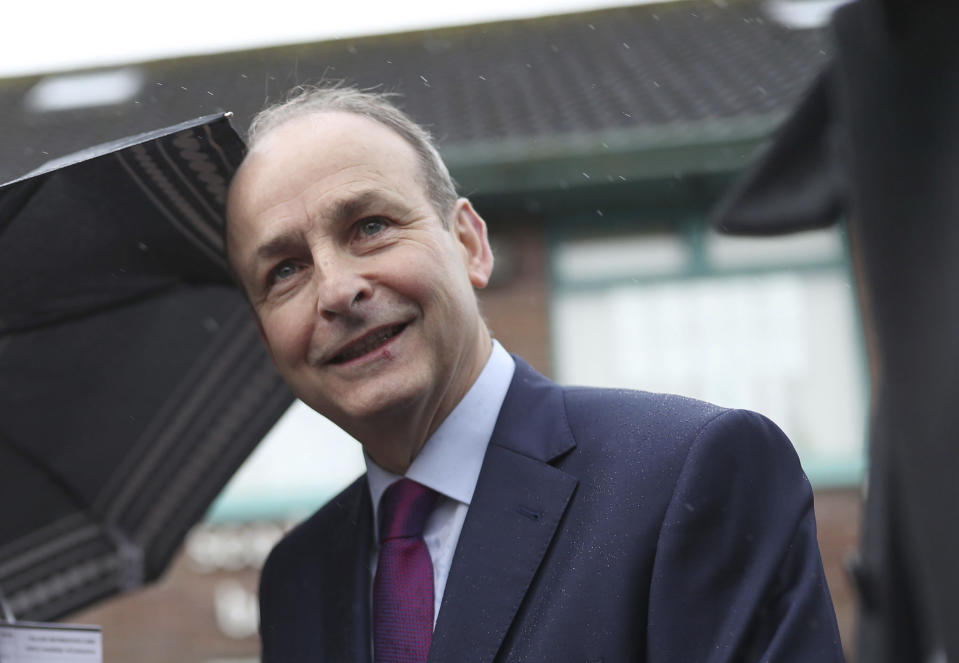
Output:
[{"xmin": 713, "ymin": 1, "xmax": 959, "ymax": 659}]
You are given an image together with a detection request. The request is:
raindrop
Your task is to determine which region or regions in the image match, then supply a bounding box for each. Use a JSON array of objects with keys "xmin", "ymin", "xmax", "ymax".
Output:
[
  {"xmin": 622, "ymin": 112, "xmax": 633, "ymax": 118},
  {"xmin": 595, "ymin": 209, "xmax": 604, "ymax": 217},
  {"xmin": 582, "ymin": 172, "xmax": 591, "ymax": 180},
  {"xmin": 419, "ymin": 75, "xmax": 430, "ymax": 87},
  {"xmin": 601, "ymin": 142, "xmax": 609, "ymax": 149},
  {"xmin": 240, "ymin": 73, "xmax": 248, "ymax": 79},
  {"xmin": 180, "ymin": 86, "xmax": 188, "ymax": 91},
  {"xmin": 653, "ymin": 81, "xmax": 662, "ymax": 88},
  {"xmin": 478, "ymin": 75, "xmax": 487, "ymax": 81},
  {"xmin": 155, "ymin": 82, "xmax": 164, "ymax": 86},
  {"xmin": 206, "ymin": 90, "xmax": 215, "ymax": 96},
  {"xmin": 138, "ymin": 242, "xmax": 149, "ymax": 251},
  {"xmin": 386, "ymin": 59, "xmax": 393, "ymax": 64},
  {"xmin": 618, "ymin": 175, "xmax": 627, "ymax": 181},
  {"xmin": 622, "ymin": 42, "xmax": 631, "ymax": 50},
  {"xmin": 587, "ymin": 23, "xmax": 596, "ymax": 30}
]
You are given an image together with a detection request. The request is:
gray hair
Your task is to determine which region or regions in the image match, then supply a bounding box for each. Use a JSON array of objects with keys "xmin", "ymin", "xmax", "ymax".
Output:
[{"xmin": 246, "ymin": 84, "xmax": 458, "ymax": 222}]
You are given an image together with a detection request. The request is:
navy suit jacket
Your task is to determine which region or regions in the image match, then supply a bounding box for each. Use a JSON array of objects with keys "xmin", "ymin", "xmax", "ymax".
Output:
[{"xmin": 259, "ymin": 357, "xmax": 844, "ymax": 662}]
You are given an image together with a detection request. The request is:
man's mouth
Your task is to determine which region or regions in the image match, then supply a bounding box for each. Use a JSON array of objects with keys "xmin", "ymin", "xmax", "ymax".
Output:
[{"xmin": 330, "ymin": 324, "xmax": 407, "ymax": 364}]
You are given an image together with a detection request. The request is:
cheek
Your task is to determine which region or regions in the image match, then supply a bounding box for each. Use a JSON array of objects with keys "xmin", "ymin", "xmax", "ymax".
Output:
[
  {"xmin": 403, "ymin": 263, "xmax": 465, "ymax": 315},
  {"xmin": 260, "ymin": 309, "xmax": 313, "ymax": 366},
  {"xmin": 417, "ymin": 266, "xmax": 480, "ymax": 333},
  {"xmin": 411, "ymin": 243, "xmax": 474, "ymax": 302}
]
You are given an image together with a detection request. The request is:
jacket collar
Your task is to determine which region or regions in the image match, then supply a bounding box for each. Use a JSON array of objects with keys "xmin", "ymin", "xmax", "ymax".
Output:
[
  {"xmin": 428, "ymin": 356, "xmax": 578, "ymax": 662},
  {"xmin": 488, "ymin": 355, "xmax": 578, "ymax": 462}
]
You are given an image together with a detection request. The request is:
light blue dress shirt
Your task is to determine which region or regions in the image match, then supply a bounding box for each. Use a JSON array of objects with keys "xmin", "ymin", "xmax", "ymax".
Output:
[{"xmin": 365, "ymin": 340, "xmax": 515, "ymax": 625}]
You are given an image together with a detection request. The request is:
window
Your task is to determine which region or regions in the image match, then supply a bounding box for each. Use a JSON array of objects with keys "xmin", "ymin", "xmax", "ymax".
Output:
[{"xmin": 552, "ymin": 224, "xmax": 866, "ymax": 486}]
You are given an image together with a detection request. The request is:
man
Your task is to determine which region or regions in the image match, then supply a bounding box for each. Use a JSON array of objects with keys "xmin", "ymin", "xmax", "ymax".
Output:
[{"xmin": 226, "ymin": 85, "xmax": 844, "ymax": 662}]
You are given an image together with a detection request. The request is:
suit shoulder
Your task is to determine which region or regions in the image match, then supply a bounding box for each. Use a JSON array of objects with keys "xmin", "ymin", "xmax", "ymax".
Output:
[
  {"xmin": 263, "ymin": 474, "xmax": 368, "ymax": 572},
  {"xmin": 561, "ymin": 385, "xmax": 726, "ymax": 444},
  {"xmin": 559, "ymin": 386, "xmax": 798, "ymax": 472}
]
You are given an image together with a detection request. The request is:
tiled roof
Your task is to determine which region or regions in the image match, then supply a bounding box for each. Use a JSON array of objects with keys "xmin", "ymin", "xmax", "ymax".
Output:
[
  {"xmin": 357, "ymin": 0, "xmax": 830, "ymax": 144},
  {"xmin": 0, "ymin": 0, "xmax": 829, "ymax": 183}
]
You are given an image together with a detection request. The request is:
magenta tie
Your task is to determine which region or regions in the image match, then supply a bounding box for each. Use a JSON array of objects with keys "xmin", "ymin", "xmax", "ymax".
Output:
[{"xmin": 373, "ymin": 478, "xmax": 438, "ymax": 663}]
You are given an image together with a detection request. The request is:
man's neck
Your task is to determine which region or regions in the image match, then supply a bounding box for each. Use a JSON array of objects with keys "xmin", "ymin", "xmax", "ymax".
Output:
[
  {"xmin": 359, "ymin": 333, "xmax": 493, "ymax": 474},
  {"xmin": 364, "ymin": 340, "xmax": 515, "ymax": 514}
]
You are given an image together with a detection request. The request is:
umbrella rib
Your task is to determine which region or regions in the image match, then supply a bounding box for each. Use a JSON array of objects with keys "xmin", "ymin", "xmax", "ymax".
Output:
[
  {"xmin": 0, "ymin": 177, "xmax": 42, "ymax": 238},
  {"xmin": 201, "ymin": 123, "xmax": 243, "ymax": 189},
  {"xmin": 140, "ymin": 354, "xmax": 285, "ymax": 549},
  {"xmin": 0, "ymin": 522, "xmax": 100, "ymax": 579},
  {"xmin": 114, "ymin": 149, "xmax": 226, "ymax": 270},
  {"xmin": 0, "ymin": 585, "xmax": 16, "ymax": 621},
  {"xmin": 156, "ymin": 136, "xmax": 226, "ymax": 229},
  {"xmin": 98, "ymin": 303, "xmax": 259, "ymax": 519}
]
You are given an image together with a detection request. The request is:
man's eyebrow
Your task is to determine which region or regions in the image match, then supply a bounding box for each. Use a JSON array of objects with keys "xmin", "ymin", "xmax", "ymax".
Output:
[
  {"xmin": 329, "ymin": 189, "xmax": 400, "ymax": 224},
  {"xmin": 250, "ymin": 233, "xmax": 304, "ymax": 272}
]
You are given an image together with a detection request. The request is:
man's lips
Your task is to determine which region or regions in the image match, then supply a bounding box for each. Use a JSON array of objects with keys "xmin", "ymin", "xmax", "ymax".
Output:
[{"xmin": 329, "ymin": 323, "xmax": 407, "ymax": 364}]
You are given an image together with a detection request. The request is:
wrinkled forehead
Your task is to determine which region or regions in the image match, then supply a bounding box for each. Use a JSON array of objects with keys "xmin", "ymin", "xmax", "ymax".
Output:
[
  {"xmin": 224, "ymin": 111, "xmax": 426, "ymax": 262},
  {"xmin": 241, "ymin": 112, "xmax": 420, "ymax": 188}
]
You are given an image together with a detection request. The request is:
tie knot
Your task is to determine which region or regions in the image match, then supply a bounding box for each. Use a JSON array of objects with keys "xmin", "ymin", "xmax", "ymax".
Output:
[{"xmin": 379, "ymin": 478, "xmax": 438, "ymax": 542}]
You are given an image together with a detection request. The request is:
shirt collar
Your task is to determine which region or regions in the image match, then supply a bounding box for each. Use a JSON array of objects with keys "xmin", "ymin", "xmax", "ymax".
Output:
[{"xmin": 365, "ymin": 340, "xmax": 515, "ymax": 521}]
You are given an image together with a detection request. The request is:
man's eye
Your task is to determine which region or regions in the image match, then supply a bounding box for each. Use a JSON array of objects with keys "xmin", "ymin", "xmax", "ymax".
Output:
[
  {"xmin": 270, "ymin": 261, "xmax": 299, "ymax": 282},
  {"xmin": 358, "ymin": 217, "xmax": 388, "ymax": 237}
]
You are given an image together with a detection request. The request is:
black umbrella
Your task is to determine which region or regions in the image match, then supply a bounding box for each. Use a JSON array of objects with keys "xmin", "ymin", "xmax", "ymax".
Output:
[
  {"xmin": 712, "ymin": 1, "xmax": 959, "ymax": 660},
  {"xmin": 0, "ymin": 114, "xmax": 293, "ymax": 621}
]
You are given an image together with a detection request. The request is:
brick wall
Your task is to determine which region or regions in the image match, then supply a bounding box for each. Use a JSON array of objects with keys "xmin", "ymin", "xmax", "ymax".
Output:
[
  {"xmin": 815, "ymin": 488, "xmax": 864, "ymax": 660},
  {"xmin": 479, "ymin": 221, "xmax": 552, "ymax": 376}
]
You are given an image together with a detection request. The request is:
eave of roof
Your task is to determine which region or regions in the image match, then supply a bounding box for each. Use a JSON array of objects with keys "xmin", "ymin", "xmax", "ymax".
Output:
[{"xmin": 445, "ymin": 110, "xmax": 785, "ymax": 196}]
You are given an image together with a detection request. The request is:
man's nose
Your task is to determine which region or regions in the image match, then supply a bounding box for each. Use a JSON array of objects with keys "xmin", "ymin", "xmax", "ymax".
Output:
[{"xmin": 313, "ymin": 255, "xmax": 372, "ymax": 319}]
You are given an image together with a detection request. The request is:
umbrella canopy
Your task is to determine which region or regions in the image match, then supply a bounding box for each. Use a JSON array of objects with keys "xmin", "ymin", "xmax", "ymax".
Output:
[
  {"xmin": 0, "ymin": 114, "xmax": 293, "ymax": 621},
  {"xmin": 712, "ymin": 1, "xmax": 959, "ymax": 660}
]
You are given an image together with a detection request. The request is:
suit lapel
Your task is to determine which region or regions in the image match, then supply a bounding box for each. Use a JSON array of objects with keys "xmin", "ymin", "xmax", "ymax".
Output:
[{"xmin": 428, "ymin": 358, "xmax": 578, "ymax": 663}]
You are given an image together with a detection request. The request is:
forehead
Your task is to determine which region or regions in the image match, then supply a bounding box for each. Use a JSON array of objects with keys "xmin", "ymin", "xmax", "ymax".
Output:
[
  {"xmin": 226, "ymin": 112, "xmax": 429, "ymax": 257},
  {"xmin": 232, "ymin": 111, "xmax": 424, "ymax": 210}
]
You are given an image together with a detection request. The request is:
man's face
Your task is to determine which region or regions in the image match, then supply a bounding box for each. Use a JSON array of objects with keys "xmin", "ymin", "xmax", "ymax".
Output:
[{"xmin": 226, "ymin": 112, "xmax": 493, "ymax": 462}]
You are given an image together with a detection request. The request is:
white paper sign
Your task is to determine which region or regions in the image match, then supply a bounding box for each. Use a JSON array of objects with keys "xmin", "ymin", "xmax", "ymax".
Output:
[{"xmin": 0, "ymin": 622, "xmax": 101, "ymax": 663}]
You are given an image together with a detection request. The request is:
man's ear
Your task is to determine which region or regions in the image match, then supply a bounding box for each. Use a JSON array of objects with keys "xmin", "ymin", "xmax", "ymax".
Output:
[{"xmin": 451, "ymin": 198, "xmax": 494, "ymax": 289}]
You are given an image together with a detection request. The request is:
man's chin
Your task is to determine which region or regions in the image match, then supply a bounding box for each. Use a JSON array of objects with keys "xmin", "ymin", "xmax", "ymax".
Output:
[{"xmin": 303, "ymin": 382, "xmax": 427, "ymax": 437}]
